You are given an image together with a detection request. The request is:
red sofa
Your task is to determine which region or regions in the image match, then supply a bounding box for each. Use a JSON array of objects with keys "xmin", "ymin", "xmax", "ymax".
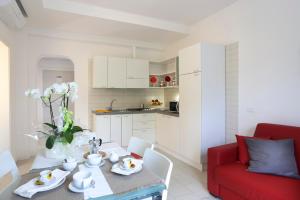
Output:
[{"xmin": 207, "ymin": 123, "xmax": 300, "ymax": 200}]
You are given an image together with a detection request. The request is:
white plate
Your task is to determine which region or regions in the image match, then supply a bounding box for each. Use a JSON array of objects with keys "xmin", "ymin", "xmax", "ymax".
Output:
[
  {"xmin": 84, "ymin": 160, "xmax": 105, "ymax": 168},
  {"xmin": 111, "ymin": 163, "xmax": 142, "ymax": 176},
  {"xmin": 34, "ymin": 177, "xmax": 66, "ymax": 192},
  {"xmin": 68, "ymin": 180, "xmax": 94, "ymax": 193},
  {"xmin": 36, "ymin": 176, "xmax": 57, "ymax": 186}
]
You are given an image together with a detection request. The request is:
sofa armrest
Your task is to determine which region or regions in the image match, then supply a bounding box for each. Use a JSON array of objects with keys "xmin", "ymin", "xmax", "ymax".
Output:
[{"xmin": 207, "ymin": 143, "xmax": 238, "ymax": 196}]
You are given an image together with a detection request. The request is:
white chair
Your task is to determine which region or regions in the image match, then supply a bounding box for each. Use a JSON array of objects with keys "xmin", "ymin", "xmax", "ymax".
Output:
[
  {"xmin": 0, "ymin": 150, "xmax": 19, "ymax": 190},
  {"xmin": 143, "ymin": 149, "xmax": 173, "ymax": 200},
  {"xmin": 127, "ymin": 137, "xmax": 154, "ymax": 157}
]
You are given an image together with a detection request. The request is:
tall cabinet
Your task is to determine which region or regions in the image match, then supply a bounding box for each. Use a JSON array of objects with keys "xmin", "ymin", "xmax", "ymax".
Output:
[{"xmin": 179, "ymin": 43, "xmax": 225, "ymax": 169}]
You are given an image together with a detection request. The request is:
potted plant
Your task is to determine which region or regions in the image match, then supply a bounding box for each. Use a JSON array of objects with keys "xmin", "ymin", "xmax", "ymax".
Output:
[{"xmin": 25, "ymin": 82, "xmax": 84, "ymax": 159}]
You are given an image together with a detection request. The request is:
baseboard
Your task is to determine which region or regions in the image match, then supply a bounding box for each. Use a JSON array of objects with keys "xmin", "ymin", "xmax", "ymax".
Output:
[{"xmin": 155, "ymin": 144, "xmax": 203, "ymax": 171}]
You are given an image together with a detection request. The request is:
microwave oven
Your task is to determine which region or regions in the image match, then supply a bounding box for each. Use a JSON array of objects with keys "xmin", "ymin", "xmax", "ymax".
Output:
[{"xmin": 169, "ymin": 101, "xmax": 179, "ymax": 112}]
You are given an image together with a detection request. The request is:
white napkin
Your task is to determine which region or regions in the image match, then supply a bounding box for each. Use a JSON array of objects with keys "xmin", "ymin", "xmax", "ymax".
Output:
[
  {"xmin": 78, "ymin": 164, "xmax": 113, "ymax": 200},
  {"xmin": 14, "ymin": 169, "xmax": 70, "ymax": 198}
]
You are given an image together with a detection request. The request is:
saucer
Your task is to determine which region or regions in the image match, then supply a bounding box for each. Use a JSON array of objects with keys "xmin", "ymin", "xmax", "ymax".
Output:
[
  {"xmin": 84, "ymin": 160, "xmax": 105, "ymax": 168},
  {"xmin": 68, "ymin": 181, "xmax": 93, "ymax": 193}
]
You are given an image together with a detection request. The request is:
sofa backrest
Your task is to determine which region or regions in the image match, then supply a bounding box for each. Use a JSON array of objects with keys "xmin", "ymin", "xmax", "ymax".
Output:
[{"xmin": 254, "ymin": 123, "xmax": 300, "ymax": 172}]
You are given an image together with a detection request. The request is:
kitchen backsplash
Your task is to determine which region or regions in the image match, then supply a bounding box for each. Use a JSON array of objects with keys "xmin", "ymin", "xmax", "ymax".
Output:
[{"xmin": 164, "ymin": 88, "xmax": 179, "ymax": 103}]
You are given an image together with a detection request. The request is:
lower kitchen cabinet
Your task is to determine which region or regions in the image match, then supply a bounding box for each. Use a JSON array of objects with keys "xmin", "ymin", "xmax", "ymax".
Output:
[
  {"xmin": 93, "ymin": 115, "xmax": 111, "ymax": 143},
  {"xmin": 156, "ymin": 114, "xmax": 179, "ymax": 154},
  {"xmin": 132, "ymin": 114, "xmax": 156, "ymax": 143},
  {"xmin": 121, "ymin": 114, "xmax": 133, "ymax": 147},
  {"xmin": 93, "ymin": 114, "xmax": 133, "ymax": 147},
  {"xmin": 110, "ymin": 115, "xmax": 122, "ymax": 146}
]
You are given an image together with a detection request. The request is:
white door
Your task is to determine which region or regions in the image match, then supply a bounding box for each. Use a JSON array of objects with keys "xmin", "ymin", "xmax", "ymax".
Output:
[
  {"xmin": 92, "ymin": 56, "xmax": 107, "ymax": 88},
  {"xmin": 179, "ymin": 73, "xmax": 202, "ymax": 165},
  {"xmin": 179, "ymin": 44, "xmax": 201, "ymax": 75},
  {"xmin": 121, "ymin": 114, "xmax": 133, "ymax": 147},
  {"xmin": 126, "ymin": 58, "xmax": 149, "ymax": 88},
  {"xmin": 94, "ymin": 115, "xmax": 111, "ymax": 143},
  {"xmin": 110, "ymin": 115, "xmax": 122, "ymax": 146},
  {"xmin": 108, "ymin": 57, "xmax": 126, "ymax": 88}
]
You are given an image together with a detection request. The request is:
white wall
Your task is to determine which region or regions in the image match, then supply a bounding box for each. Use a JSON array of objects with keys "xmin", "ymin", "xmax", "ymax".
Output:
[
  {"xmin": 0, "ymin": 20, "xmax": 13, "ymax": 153},
  {"xmin": 12, "ymin": 32, "xmax": 163, "ymax": 160},
  {"xmin": 163, "ymin": 0, "xmax": 300, "ymax": 135},
  {"xmin": 0, "ymin": 41, "xmax": 10, "ymax": 152}
]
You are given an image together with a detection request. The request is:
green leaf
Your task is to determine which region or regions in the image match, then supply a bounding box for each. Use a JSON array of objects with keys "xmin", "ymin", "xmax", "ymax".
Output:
[
  {"xmin": 46, "ymin": 135, "xmax": 56, "ymax": 149},
  {"xmin": 64, "ymin": 130, "xmax": 74, "ymax": 144},
  {"xmin": 43, "ymin": 123, "xmax": 57, "ymax": 130},
  {"xmin": 71, "ymin": 126, "xmax": 83, "ymax": 133}
]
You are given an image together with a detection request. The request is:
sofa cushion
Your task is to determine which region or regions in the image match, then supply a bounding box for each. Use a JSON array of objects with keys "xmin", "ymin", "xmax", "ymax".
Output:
[
  {"xmin": 236, "ymin": 135, "xmax": 270, "ymax": 164},
  {"xmin": 215, "ymin": 163, "xmax": 300, "ymax": 200},
  {"xmin": 254, "ymin": 123, "xmax": 300, "ymax": 172},
  {"xmin": 246, "ymin": 138, "xmax": 299, "ymax": 178}
]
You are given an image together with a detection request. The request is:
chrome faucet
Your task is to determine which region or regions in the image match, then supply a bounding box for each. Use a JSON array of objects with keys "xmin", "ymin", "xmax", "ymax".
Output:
[{"xmin": 107, "ymin": 99, "xmax": 117, "ymax": 111}]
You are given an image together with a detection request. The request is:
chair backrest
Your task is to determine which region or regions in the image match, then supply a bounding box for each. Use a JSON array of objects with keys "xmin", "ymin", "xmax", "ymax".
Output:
[
  {"xmin": 127, "ymin": 137, "xmax": 154, "ymax": 157},
  {"xmin": 143, "ymin": 149, "xmax": 173, "ymax": 189},
  {"xmin": 0, "ymin": 150, "xmax": 19, "ymax": 181}
]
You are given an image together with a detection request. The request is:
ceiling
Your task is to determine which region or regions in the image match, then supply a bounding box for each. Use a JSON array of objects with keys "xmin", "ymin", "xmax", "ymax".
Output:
[{"xmin": 21, "ymin": 0, "xmax": 237, "ymax": 45}]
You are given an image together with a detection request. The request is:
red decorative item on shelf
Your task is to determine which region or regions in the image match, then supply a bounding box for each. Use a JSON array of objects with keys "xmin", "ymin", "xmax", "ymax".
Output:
[
  {"xmin": 150, "ymin": 76, "xmax": 157, "ymax": 84},
  {"xmin": 164, "ymin": 75, "xmax": 171, "ymax": 82}
]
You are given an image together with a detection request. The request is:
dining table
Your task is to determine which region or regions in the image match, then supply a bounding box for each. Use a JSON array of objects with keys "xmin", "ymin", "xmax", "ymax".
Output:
[{"xmin": 0, "ymin": 143, "xmax": 166, "ymax": 200}]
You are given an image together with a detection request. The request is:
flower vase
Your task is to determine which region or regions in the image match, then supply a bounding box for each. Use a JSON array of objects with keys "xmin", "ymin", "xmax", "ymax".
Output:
[{"xmin": 44, "ymin": 139, "xmax": 69, "ymax": 160}]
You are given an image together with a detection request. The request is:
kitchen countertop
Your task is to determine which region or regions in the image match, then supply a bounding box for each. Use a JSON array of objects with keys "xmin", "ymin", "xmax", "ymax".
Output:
[{"xmin": 92, "ymin": 109, "xmax": 179, "ymax": 117}]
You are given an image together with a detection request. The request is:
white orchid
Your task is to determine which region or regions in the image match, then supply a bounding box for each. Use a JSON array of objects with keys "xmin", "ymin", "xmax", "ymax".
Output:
[
  {"xmin": 43, "ymin": 87, "xmax": 53, "ymax": 98},
  {"xmin": 52, "ymin": 83, "xmax": 68, "ymax": 94},
  {"xmin": 25, "ymin": 89, "xmax": 41, "ymax": 99},
  {"xmin": 25, "ymin": 81, "xmax": 83, "ymax": 150}
]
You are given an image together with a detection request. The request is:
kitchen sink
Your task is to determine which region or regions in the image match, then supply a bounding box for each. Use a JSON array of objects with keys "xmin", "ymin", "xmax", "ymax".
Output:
[{"xmin": 111, "ymin": 108, "xmax": 153, "ymax": 112}]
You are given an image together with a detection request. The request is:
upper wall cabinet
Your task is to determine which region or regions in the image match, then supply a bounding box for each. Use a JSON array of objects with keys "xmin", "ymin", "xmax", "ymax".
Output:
[
  {"xmin": 92, "ymin": 56, "xmax": 150, "ymax": 88},
  {"xmin": 108, "ymin": 57, "xmax": 127, "ymax": 88},
  {"xmin": 126, "ymin": 58, "xmax": 149, "ymax": 88},
  {"xmin": 92, "ymin": 56, "xmax": 108, "ymax": 88},
  {"xmin": 179, "ymin": 44, "xmax": 201, "ymax": 75}
]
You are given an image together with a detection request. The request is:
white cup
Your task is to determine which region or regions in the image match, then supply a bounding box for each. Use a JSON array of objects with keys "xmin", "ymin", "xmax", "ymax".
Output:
[
  {"xmin": 39, "ymin": 170, "xmax": 53, "ymax": 183},
  {"xmin": 87, "ymin": 154, "xmax": 102, "ymax": 166},
  {"xmin": 109, "ymin": 151, "xmax": 119, "ymax": 163},
  {"xmin": 63, "ymin": 158, "xmax": 77, "ymax": 171},
  {"xmin": 73, "ymin": 171, "xmax": 93, "ymax": 189}
]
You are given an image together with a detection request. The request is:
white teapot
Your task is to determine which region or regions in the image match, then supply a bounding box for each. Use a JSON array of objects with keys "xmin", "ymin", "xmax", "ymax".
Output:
[{"xmin": 109, "ymin": 151, "xmax": 119, "ymax": 163}]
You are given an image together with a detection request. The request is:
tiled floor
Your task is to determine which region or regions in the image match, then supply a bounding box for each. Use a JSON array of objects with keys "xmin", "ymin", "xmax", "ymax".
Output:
[
  {"xmin": 157, "ymin": 150, "xmax": 218, "ymax": 200},
  {"xmin": 16, "ymin": 152, "xmax": 218, "ymax": 200}
]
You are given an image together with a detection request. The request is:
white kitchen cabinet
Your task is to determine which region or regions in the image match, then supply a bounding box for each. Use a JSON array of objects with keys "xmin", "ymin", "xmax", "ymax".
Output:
[
  {"xmin": 179, "ymin": 44, "xmax": 201, "ymax": 75},
  {"xmin": 156, "ymin": 114, "xmax": 179, "ymax": 153},
  {"xmin": 93, "ymin": 115, "xmax": 111, "ymax": 143},
  {"xmin": 179, "ymin": 73, "xmax": 202, "ymax": 165},
  {"xmin": 126, "ymin": 58, "xmax": 149, "ymax": 88},
  {"xmin": 132, "ymin": 113, "xmax": 156, "ymax": 143},
  {"xmin": 126, "ymin": 79, "xmax": 149, "ymax": 88},
  {"xmin": 108, "ymin": 57, "xmax": 126, "ymax": 88},
  {"xmin": 126, "ymin": 58, "xmax": 149, "ymax": 78},
  {"xmin": 110, "ymin": 115, "xmax": 122, "ymax": 146},
  {"xmin": 92, "ymin": 56, "xmax": 108, "ymax": 88},
  {"xmin": 121, "ymin": 114, "xmax": 133, "ymax": 147},
  {"xmin": 179, "ymin": 43, "xmax": 225, "ymax": 169}
]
